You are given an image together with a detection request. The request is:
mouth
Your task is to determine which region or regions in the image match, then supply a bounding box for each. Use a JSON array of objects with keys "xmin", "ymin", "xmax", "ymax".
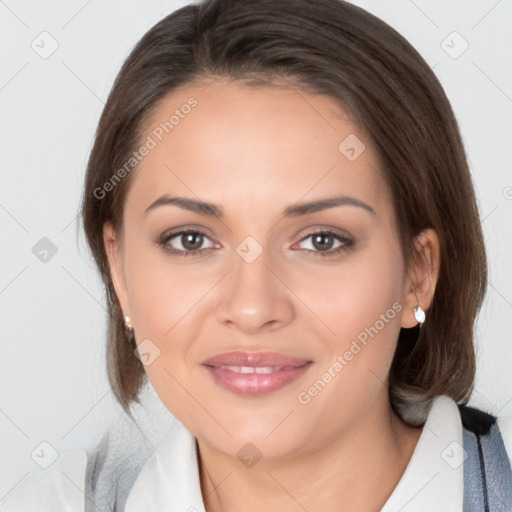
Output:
[{"xmin": 201, "ymin": 351, "xmax": 313, "ymax": 397}]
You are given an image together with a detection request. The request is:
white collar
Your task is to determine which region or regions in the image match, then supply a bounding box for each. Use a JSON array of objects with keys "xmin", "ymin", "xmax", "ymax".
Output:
[
  {"xmin": 125, "ymin": 419, "xmax": 206, "ymax": 512},
  {"xmin": 381, "ymin": 394, "xmax": 463, "ymax": 511},
  {"xmin": 125, "ymin": 394, "xmax": 462, "ymax": 512}
]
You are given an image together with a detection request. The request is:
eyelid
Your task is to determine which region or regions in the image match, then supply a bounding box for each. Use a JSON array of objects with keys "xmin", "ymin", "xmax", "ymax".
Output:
[
  {"xmin": 292, "ymin": 227, "xmax": 353, "ymax": 249},
  {"xmin": 159, "ymin": 228, "xmax": 218, "ymax": 250},
  {"xmin": 292, "ymin": 224, "xmax": 353, "ymax": 243}
]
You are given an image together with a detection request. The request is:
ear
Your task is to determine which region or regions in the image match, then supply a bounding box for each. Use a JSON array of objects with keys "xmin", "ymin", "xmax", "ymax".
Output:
[
  {"xmin": 400, "ymin": 228, "xmax": 441, "ymax": 328},
  {"xmin": 103, "ymin": 221, "xmax": 131, "ymax": 320}
]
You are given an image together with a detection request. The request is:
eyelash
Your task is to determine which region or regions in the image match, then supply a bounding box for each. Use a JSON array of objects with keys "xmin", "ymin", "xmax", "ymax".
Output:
[{"xmin": 158, "ymin": 228, "xmax": 354, "ymax": 258}]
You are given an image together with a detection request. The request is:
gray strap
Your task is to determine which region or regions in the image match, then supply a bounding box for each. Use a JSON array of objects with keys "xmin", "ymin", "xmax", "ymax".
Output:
[
  {"xmin": 83, "ymin": 417, "xmax": 162, "ymax": 512},
  {"xmin": 461, "ymin": 408, "xmax": 512, "ymax": 511}
]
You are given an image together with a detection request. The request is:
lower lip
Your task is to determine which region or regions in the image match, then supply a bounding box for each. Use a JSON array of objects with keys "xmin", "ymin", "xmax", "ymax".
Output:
[{"xmin": 202, "ymin": 363, "xmax": 312, "ymax": 397}]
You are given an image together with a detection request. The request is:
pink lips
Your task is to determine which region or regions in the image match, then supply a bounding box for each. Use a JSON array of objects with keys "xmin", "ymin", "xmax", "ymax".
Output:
[{"xmin": 201, "ymin": 351, "xmax": 313, "ymax": 397}]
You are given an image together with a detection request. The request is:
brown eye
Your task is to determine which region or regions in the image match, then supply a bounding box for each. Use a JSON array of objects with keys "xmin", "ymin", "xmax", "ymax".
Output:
[
  {"xmin": 181, "ymin": 232, "xmax": 204, "ymax": 250},
  {"xmin": 296, "ymin": 229, "xmax": 354, "ymax": 257},
  {"xmin": 311, "ymin": 233, "xmax": 336, "ymax": 251},
  {"xmin": 159, "ymin": 230, "xmax": 216, "ymax": 257}
]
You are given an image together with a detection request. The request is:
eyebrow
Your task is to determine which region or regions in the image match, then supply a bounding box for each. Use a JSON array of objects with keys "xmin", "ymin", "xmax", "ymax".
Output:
[{"xmin": 144, "ymin": 194, "xmax": 376, "ymax": 218}]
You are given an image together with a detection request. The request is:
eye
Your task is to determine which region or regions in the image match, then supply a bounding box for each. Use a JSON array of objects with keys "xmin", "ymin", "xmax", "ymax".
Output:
[
  {"xmin": 295, "ymin": 229, "xmax": 354, "ymax": 257},
  {"xmin": 158, "ymin": 228, "xmax": 354, "ymax": 258},
  {"xmin": 159, "ymin": 229, "xmax": 217, "ymax": 257}
]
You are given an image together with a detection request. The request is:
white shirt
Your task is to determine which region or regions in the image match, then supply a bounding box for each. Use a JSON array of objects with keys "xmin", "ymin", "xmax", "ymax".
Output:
[{"xmin": 2, "ymin": 395, "xmax": 512, "ymax": 511}]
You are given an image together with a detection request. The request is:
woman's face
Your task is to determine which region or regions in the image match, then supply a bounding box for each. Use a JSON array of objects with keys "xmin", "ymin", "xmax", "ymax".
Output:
[{"xmin": 104, "ymin": 79, "xmax": 426, "ymax": 460}]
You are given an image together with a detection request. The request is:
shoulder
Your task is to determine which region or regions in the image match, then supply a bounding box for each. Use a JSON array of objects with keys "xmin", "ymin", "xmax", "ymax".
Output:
[
  {"xmin": 0, "ymin": 450, "xmax": 87, "ymax": 512},
  {"xmin": 457, "ymin": 401, "xmax": 512, "ymax": 465},
  {"xmin": 0, "ymin": 424, "xmax": 157, "ymax": 512},
  {"xmin": 83, "ymin": 420, "xmax": 162, "ymax": 511},
  {"xmin": 497, "ymin": 414, "xmax": 512, "ymax": 469}
]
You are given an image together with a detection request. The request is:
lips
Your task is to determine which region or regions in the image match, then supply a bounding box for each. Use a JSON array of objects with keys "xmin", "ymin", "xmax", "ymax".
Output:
[{"xmin": 201, "ymin": 351, "xmax": 313, "ymax": 396}]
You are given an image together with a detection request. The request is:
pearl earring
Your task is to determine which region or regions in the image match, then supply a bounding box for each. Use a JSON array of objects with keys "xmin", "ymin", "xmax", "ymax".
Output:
[
  {"xmin": 411, "ymin": 285, "xmax": 425, "ymax": 326},
  {"xmin": 413, "ymin": 305, "xmax": 425, "ymax": 325},
  {"xmin": 124, "ymin": 315, "xmax": 134, "ymax": 331}
]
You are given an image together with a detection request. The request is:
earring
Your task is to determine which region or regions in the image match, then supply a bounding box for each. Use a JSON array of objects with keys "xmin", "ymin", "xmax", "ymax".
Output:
[
  {"xmin": 124, "ymin": 315, "xmax": 134, "ymax": 331},
  {"xmin": 413, "ymin": 305, "xmax": 425, "ymax": 325},
  {"xmin": 411, "ymin": 285, "xmax": 425, "ymax": 326}
]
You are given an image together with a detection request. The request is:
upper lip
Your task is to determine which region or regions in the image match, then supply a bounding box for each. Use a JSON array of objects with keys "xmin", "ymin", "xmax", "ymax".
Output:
[{"xmin": 202, "ymin": 351, "xmax": 312, "ymax": 368}]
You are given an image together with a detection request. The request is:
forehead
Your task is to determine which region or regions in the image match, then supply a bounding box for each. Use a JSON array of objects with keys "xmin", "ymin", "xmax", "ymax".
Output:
[{"xmin": 126, "ymin": 80, "xmax": 391, "ymax": 220}]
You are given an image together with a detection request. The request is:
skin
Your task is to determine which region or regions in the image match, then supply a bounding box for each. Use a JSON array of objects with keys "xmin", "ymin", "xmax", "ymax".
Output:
[{"xmin": 103, "ymin": 78, "xmax": 440, "ymax": 512}]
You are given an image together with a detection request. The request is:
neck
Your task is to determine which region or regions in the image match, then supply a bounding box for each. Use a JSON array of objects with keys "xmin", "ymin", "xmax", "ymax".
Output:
[{"xmin": 197, "ymin": 392, "xmax": 423, "ymax": 512}]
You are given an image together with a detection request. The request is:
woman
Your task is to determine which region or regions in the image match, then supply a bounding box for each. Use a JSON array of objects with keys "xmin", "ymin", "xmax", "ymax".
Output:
[{"xmin": 2, "ymin": 0, "xmax": 511, "ymax": 510}]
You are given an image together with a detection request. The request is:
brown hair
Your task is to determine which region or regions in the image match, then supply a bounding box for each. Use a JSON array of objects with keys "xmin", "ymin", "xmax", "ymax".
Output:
[{"xmin": 80, "ymin": 0, "xmax": 487, "ymax": 426}]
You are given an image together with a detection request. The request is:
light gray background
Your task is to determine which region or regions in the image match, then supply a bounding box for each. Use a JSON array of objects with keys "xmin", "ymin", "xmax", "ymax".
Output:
[{"xmin": 1, "ymin": 0, "xmax": 511, "ymax": 500}]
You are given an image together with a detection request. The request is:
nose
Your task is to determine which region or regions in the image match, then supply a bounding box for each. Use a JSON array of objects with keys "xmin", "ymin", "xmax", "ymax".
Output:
[{"xmin": 214, "ymin": 244, "xmax": 295, "ymax": 335}]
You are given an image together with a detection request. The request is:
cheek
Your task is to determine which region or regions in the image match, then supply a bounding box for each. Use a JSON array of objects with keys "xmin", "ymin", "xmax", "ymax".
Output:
[
  {"xmin": 122, "ymin": 247, "xmax": 217, "ymax": 410},
  {"xmin": 296, "ymin": 242, "xmax": 404, "ymax": 402},
  {"xmin": 294, "ymin": 286, "xmax": 402, "ymax": 435},
  {"xmin": 125, "ymin": 241, "xmax": 214, "ymax": 337},
  {"xmin": 296, "ymin": 245, "xmax": 403, "ymax": 344}
]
